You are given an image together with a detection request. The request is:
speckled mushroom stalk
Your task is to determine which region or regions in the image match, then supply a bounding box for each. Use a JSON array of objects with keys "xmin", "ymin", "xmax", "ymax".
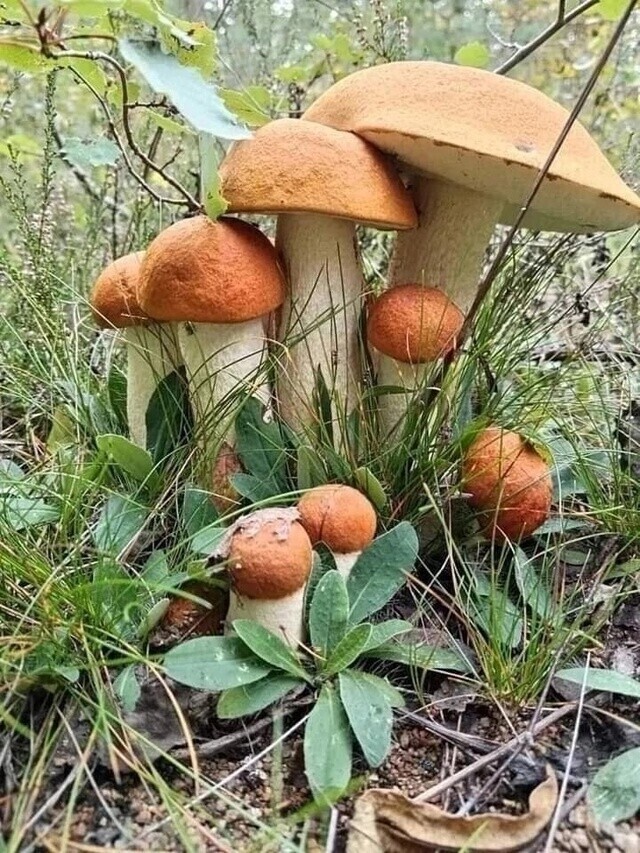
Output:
[
  {"xmin": 297, "ymin": 484, "xmax": 377, "ymax": 582},
  {"xmin": 366, "ymin": 285, "xmax": 464, "ymax": 438},
  {"xmin": 219, "ymin": 119, "xmax": 417, "ymax": 439},
  {"xmin": 91, "ymin": 251, "xmax": 182, "ymax": 449},
  {"xmin": 138, "ymin": 216, "xmax": 285, "ymax": 490},
  {"xmin": 213, "ymin": 508, "xmax": 313, "ymax": 647}
]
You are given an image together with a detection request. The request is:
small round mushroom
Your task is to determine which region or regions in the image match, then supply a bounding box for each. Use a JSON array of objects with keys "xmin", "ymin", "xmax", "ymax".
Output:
[
  {"xmin": 90, "ymin": 251, "xmax": 182, "ymax": 449},
  {"xmin": 304, "ymin": 62, "xmax": 640, "ymax": 307},
  {"xmin": 366, "ymin": 284, "xmax": 464, "ymax": 437},
  {"xmin": 461, "ymin": 426, "xmax": 552, "ymax": 541},
  {"xmin": 219, "ymin": 118, "xmax": 417, "ymax": 436},
  {"xmin": 223, "ymin": 508, "xmax": 313, "ymax": 647},
  {"xmin": 297, "ymin": 484, "xmax": 377, "ymax": 581},
  {"xmin": 138, "ymin": 216, "xmax": 285, "ymax": 486}
]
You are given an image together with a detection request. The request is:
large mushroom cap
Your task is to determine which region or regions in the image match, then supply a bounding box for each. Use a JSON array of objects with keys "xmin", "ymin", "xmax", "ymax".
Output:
[
  {"xmin": 297, "ymin": 484, "xmax": 377, "ymax": 554},
  {"xmin": 367, "ymin": 284, "xmax": 464, "ymax": 363},
  {"xmin": 303, "ymin": 61, "xmax": 640, "ymax": 233},
  {"xmin": 219, "ymin": 118, "xmax": 417, "ymax": 230},
  {"xmin": 91, "ymin": 251, "xmax": 146, "ymax": 328},
  {"xmin": 138, "ymin": 216, "xmax": 285, "ymax": 323}
]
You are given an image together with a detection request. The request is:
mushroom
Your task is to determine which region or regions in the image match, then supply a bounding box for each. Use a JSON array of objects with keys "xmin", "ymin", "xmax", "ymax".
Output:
[
  {"xmin": 221, "ymin": 508, "xmax": 313, "ymax": 647},
  {"xmin": 461, "ymin": 426, "xmax": 552, "ymax": 541},
  {"xmin": 218, "ymin": 118, "xmax": 417, "ymax": 437},
  {"xmin": 304, "ymin": 60, "xmax": 640, "ymax": 315},
  {"xmin": 138, "ymin": 216, "xmax": 285, "ymax": 489},
  {"xmin": 365, "ymin": 284, "xmax": 464, "ymax": 438},
  {"xmin": 90, "ymin": 251, "xmax": 182, "ymax": 449},
  {"xmin": 297, "ymin": 484, "xmax": 376, "ymax": 581}
]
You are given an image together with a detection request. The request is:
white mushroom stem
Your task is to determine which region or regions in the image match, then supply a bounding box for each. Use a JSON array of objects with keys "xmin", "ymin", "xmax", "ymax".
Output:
[
  {"xmin": 276, "ymin": 213, "xmax": 363, "ymax": 437},
  {"xmin": 389, "ymin": 178, "xmax": 504, "ymax": 310},
  {"xmin": 123, "ymin": 324, "xmax": 182, "ymax": 449},
  {"xmin": 226, "ymin": 588, "xmax": 306, "ymax": 648},
  {"xmin": 333, "ymin": 552, "xmax": 362, "ymax": 582},
  {"xmin": 178, "ymin": 320, "xmax": 269, "ymax": 474},
  {"xmin": 374, "ymin": 360, "xmax": 428, "ymax": 440}
]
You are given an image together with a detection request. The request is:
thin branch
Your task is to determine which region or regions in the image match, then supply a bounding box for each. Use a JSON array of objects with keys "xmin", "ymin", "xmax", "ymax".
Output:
[
  {"xmin": 212, "ymin": 0, "xmax": 234, "ymax": 30},
  {"xmin": 495, "ymin": 0, "xmax": 599, "ymax": 75}
]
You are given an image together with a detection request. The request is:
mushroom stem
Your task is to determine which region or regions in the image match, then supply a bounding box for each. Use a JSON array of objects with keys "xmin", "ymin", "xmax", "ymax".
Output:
[
  {"xmin": 226, "ymin": 588, "xmax": 306, "ymax": 647},
  {"xmin": 374, "ymin": 359, "xmax": 428, "ymax": 440},
  {"xmin": 276, "ymin": 213, "xmax": 363, "ymax": 438},
  {"xmin": 123, "ymin": 324, "xmax": 182, "ymax": 449},
  {"xmin": 178, "ymin": 319, "xmax": 269, "ymax": 475},
  {"xmin": 333, "ymin": 552, "xmax": 361, "ymax": 582},
  {"xmin": 389, "ymin": 179, "xmax": 503, "ymax": 311}
]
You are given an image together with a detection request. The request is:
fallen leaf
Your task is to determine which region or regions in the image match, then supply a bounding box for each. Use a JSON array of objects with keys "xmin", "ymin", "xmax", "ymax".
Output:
[{"xmin": 347, "ymin": 766, "xmax": 557, "ymax": 852}]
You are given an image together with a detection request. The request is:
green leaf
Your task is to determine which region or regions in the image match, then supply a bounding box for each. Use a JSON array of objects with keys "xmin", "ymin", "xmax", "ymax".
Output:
[
  {"xmin": 60, "ymin": 136, "xmax": 120, "ymax": 170},
  {"xmin": 304, "ymin": 684, "xmax": 352, "ymax": 805},
  {"xmin": 235, "ymin": 397, "xmax": 288, "ymax": 491},
  {"xmin": 190, "ymin": 522, "xmax": 226, "ymax": 556},
  {"xmin": 0, "ymin": 133, "xmax": 41, "ymax": 159},
  {"xmin": 304, "ymin": 547, "xmax": 337, "ymax": 623},
  {"xmin": 228, "ymin": 472, "xmax": 275, "ymax": 502},
  {"xmin": 232, "ymin": 620, "xmax": 309, "ymax": 681},
  {"xmin": 164, "ymin": 636, "xmax": 271, "ymax": 690},
  {"xmin": 113, "ymin": 665, "xmax": 141, "ymax": 713},
  {"xmin": 309, "ymin": 570, "xmax": 349, "ymax": 657},
  {"xmin": 454, "ymin": 41, "xmax": 490, "ymax": 68},
  {"xmin": 588, "ymin": 747, "xmax": 640, "ymax": 824},
  {"xmin": 198, "ymin": 132, "xmax": 228, "ymax": 220},
  {"xmin": 1, "ymin": 496, "xmax": 60, "ymax": 531},
  {"xmin": 353, "ymin": 467, "xmax": 387, "ymax": 511},
  {"xmin": 220, "ymin": 86, "xmax": 272, "ymax": 127},
  {"xmin": 363, "ymin": 641, "xmax": 473, "ymax": 673},
  {"xmin": 0, "ymin": 42, "xmax": 47, "ymax": 73},
  {"xmin": 217, "ymin": 673, "xmax": 303, "ymax": 719},
  {"xmin": 595, "ymin": 0, "xmax": 627, "ymax": 20},
  {"xmin": 513, "ymin": 549, "xmax": 554, "ymax": 620},
  {"xmin": 60, "ymin": 0, "xmax": 123, "ymax": 16},
  {"xmin": 118, "ymin": 40, "xmax": 250, "ymax": 140},
  {"xmin": 144, "ymin": 108, "xmax": 194, "ymax": 136},
  {"xmin": 96, "ymin": 433, "xmax": 156, "ymax": 482},
  {"xmin": 361, "ymin": 619, "xmax": 413, "ymax": 653},
  {"xmin": 182, "ymin": 486, "xmax": 218, "ymax": 538},
  {"xmin": 296, "ymin": 444, "xmax": 326, "ymax": 491},
  {"xmin": 339, "ymin": 670, "xmax": 394, "ymax": 767},
  {"xmin": 137, "ymin": 598, "xmax": 170, "ymax": 637},
  {"xmin": 324, "ymin": 624, "xmax": 372, "ymax": 676},
  {"xmin": 347, "ymin": 522, "xmax": 418, "ymax": 625},
  {"xmin": 469, "ymin": 572, "xmax": 523, "ymax": 650},
  {"xmin": 145, "ymin": 368, "xmax": 192, "ymax": 464},
  {"xmin": 555, "ymin": 668, "xmax": 640, "ymax": 698},
  {"xmin": 92, "ymin": 495, "xmax": 148, "ymax": 554}
]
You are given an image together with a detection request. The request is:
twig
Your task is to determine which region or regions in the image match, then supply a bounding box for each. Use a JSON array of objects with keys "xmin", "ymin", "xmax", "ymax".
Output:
[
  {"xmin": 213, "ymin": 0, "xmax": 234, "ymax": 30},
  {"xmin": 495, "ymin": 1, "xmax": 599, "ymax": 75},
  {"xmin": 399, "ymin": 708, "xmax": 499, "ymax": 754},
  {"xmin": 171, "ymin": 715, "xmax": 273, "ymax": 761},
  {"xmin": 413, "ymin": 703, "xmax": 576, "ymax": 803}
]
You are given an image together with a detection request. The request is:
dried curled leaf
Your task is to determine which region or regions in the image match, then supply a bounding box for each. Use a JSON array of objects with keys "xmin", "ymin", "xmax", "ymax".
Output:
[{"xmin": 347, "ymin": 766, "xmax": 557, "ymax": 852}]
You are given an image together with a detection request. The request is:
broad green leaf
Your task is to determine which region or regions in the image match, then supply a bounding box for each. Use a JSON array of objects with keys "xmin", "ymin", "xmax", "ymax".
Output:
[
  {"xmin": 0, "ymin": 459, "xmax": 25, "ymax": 482},
  {"xmin": 304, "ymin": 547, "xmax": 337, "ymax": 623},
  {"xmin": 363, "ymin": 641, "xmax": 473, "ymax": 673},
  {"xmin": 113, "ymin": 665, "xmax": 141, "ymax": 713},
  {"xmin": 555, "ymin": 668, "xmax": 640, "ymax": 698},
  {"xmin": 190, "ymin": 522, "xmax": 226, "ymax": 556},
  {"xmin": 309, "ymin": 570, "xmax": 349, "ymax": 656},
  {"xmin": 145, "ymin": 368, "xmax": 192, "ymax": 464},
  {"xmin": 235, "ymin": 397, "xmax": 288, "ymax": 491},
  {"xmin": 296, "ymin": 444, "xmax": 326, "ymax": 491},
  {"xmin": 220, "ymin": 86, "xmax": 272, "ymax": 127},
  {"xmin": 118, "ymin": 40, "xmax": 250, "ymax": 140},
  {"xmin": 513, "ymin": 549, "xmax": 554, "ymax": 620},
  {"xmin": 228, "ymin": 472, "xmax": 275, "ymax": 502},
  {"xmin": 60, "ymin": 0, "xmax": 123, "ymax": 16},
  {"xmin": 182, "ymin": 486, "xmax": 218, "ymax": 538},
  {"xmin": 198, "ymin": 132, "xmax": 227, "ymax": 219},
  {"xmin": 353, "ymin": 467, "xmax": 387, "ymax": 510},
  {"xmin": 164, "ymin": 636, "xmax": 271, "ymax": 690},
  {"xmin": 1, "ymin": 496, "xmax": 60, "ymax": 531},
  {"xmin": 217, "ymin": 673, "xmax": 303, "ymax": 719},
  {"xmin": 232, "ymin": 620, "xmax": 309, "ymax": 681},
  {"xmin": 588, "ymin": 747, "xmax": 640, "ymax": 823},
  {"xmin": 361, "ymin": 619, "xmax": 413, "ymax": 653},
  {"xmin": 347, "ymin": 522, "xmax": 418, "ymax": 625},
  {"xmin": 595, "ymin": 0, "xmax": 627, "ymax": 20},
  {"xmin": 0, "ymin": 42, "xmax": 47, "ymax": 73},
  {"xmin": 137, "ymin": 598, "xmax": 170, "ymax": 637},
  {"xmin": 92, "ymin": 495, "xmax": 148, "ymax": 554},
  {"xmin": 60, "ymin": 137, "xmax": 120, "ymax": 170},
  {"xmin": 324, "ymin": 624, "xmax": 372, "ymax": 676},
  {"xmin": 96, "ymin": 434, "xmax": 156, "ymax": 483},
  {"xmin": 56, "ymin": 57, "xmax": 108, "ymax": 94},
  {"xmin": 339, "ymin": 670, "xmax": 394, "ymax": 767},
  {"xmin": 0, "ymin": 133, "xmax": 40, "ymax": 159},
  {"xmin": 304, "ymin": 684, "xmax": 352, "ymax": 805},
  {"xmin": 454, "ymin": 41, "xmax": 490, "ymax": 68},
  {"xmin": 144, "ymin": 108, "xmax": 194, "ymax": 136}
]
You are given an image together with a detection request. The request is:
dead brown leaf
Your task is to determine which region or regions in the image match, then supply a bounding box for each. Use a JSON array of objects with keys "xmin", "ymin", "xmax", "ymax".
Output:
[{"xmin": 347, "ymin": 765, "xmax": 558, "ymax": 852}]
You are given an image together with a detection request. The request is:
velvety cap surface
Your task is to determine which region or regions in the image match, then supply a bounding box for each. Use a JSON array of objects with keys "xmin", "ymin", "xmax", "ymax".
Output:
[
  {"xmin": 91, "ymin": 251, "xmax": 146, "ymax": 328},
  {"xmin": 228, "ymin": 518, "xmax": 313, "ymax": 600},
  {"xmin": 139, "ymin": 216, "xmax": 285, "ymax": 323},
  {"xmin": 304, "ymin": 61, "xmax": 640, "ymax": 233},
  {"xmin": 219, "ymin": 118, "xmax": 417, "ymax": 230},
  {"xmin": 367, "ymin": 284, "xmax": 464, "ymax": 363},
  {"xmin": 297, "ymin": 484, "xmax": 377, "ymax": 553}
]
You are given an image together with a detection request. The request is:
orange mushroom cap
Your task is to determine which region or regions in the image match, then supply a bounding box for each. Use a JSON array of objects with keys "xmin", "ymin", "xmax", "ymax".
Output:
[
  {"xmin": 297, "ymin": 484, "xmax": 377, "ymax": 554},
  {"xmin": 90, "ymin": 251, "xmax": 147, "ymax": 329},
  {"xmin": 367, "ymin": 284, "xmax": 464, "ymax": 363},
  {"xmin": 138, "ymin": 216, "xmax": 285, "ymax": 324},
  {"xmin": 461, "ymin": 427, "xmax": 552, "ymax": 541}
]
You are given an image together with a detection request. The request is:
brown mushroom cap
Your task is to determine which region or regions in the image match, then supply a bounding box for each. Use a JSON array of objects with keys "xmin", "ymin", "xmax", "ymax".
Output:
[
  {"xmin": 90, "ymin": 251, "xmax": 147, "ymax": 329},
  {"xmin": 297, "ymin": 484, "xmax": 377, "ymax": 554},
  {"xmin": 228, "ymin": 519, "xmax": 313, "ymax": 600},
  {"xmin": 219, "ymin": 118, "xmax": 417, "ymax": 230},
  {"xmin": 138, "ymin": 216, "xmax": 285, "ymax": 323},
  {"xmin": 303, "ymin": 61, "xmax": 640, "ymax": 233},
  {"xmin": 367, "ymin": 284, "xmax": 464, "ymax": 363},
  {"xmin": 461, "ymin": 427, "xmax": 552, "ymax": 541}
]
